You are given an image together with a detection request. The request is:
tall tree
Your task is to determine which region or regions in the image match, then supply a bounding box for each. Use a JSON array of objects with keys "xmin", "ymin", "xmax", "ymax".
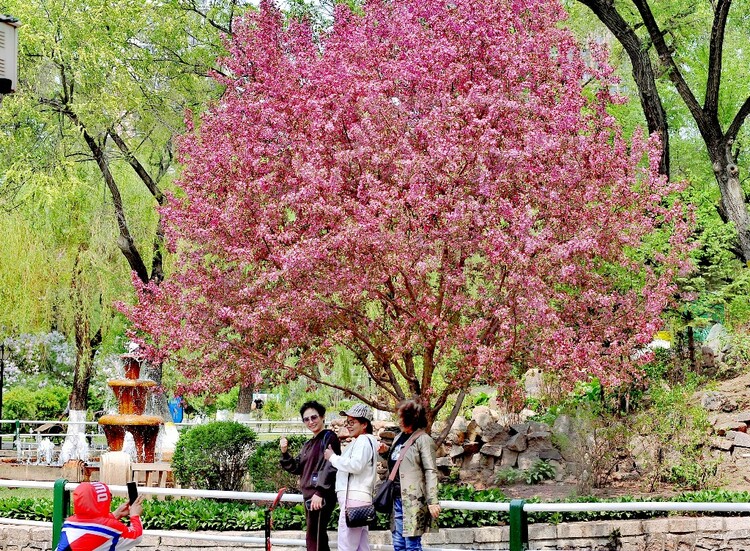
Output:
[
  {"xmin": 573, "ymin": 0, "xmax": 750, "ymax": 262},
  {"xmin": 0, "ymin": 0, "xmax": 245, "ymax": 417},
  {"xmin": 123, "ymin": 0, "xmax": 692, "ymax": 429}
]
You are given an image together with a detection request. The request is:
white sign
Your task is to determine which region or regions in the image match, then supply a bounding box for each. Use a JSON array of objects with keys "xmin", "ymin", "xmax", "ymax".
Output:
[{"xmin": 0, "ymin": 16, "xmax": 19, "ymax": 93}]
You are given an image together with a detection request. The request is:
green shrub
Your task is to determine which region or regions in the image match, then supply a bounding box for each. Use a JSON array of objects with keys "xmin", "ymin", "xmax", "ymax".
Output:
[
  {"xmin": 9, "ymin": 485, "xmax": 750, "ymax": 530},
  {"xmin": 4, "ymin": 387, "xmax": 37, "ymax": 419},
  {"xmin": 495, "ymin": 467, "xmax": 524, "ymax": 485},
  {"xmin": 172, "ymin": 421, "xmax": 257, "ymax": 491},
  {"xmin": 524, "ymin": 460, "xmax": 556, "ymax": 485},
  {"xmin": 34, "ymin": 386, "xmax": 69, "ymax": 419},
  {"xmin": 247, "ymin": 435, "xmax": 309, "ymax": 492}
]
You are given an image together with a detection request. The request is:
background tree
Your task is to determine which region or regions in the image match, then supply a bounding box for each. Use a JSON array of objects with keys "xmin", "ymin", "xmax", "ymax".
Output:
[
  {"xmin": 124, "ymin": 0, "xmax": 692, "ymax": 431},
  {"xmin": 0, "ymin": 0, "xmax": 250, "ymax": 421},
  {"xmin": 572, "ymin": 0, "xmax": 750, "ymax": 262}
]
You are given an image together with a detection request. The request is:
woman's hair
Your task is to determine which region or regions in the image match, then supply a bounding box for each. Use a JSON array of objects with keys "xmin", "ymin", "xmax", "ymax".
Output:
[
  {"xmin": 397, "ymin": 399, "xmax": 427, "ymax": 431},
  {"xmin": 299, "ymin": 400, "xmax": 326, "ymax": 419},
  {"xmin": 356, "ymin": 418, "xmax": 374, "ymax": 434}
]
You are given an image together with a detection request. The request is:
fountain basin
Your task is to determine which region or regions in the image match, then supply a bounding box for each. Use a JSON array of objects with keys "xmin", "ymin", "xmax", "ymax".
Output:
[
  {"xmin": 108, "ymin": 380, "xmax": 157, "ymax": 415},
  {"xmin": 99, "ymin": 414, "xmax": 163, "ymax": 463}
]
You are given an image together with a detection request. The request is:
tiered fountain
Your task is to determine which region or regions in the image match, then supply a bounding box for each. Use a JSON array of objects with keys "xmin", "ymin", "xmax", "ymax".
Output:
[{"xmin": 98, "ymin": 353, "xmax": 163, "ymax": 463}]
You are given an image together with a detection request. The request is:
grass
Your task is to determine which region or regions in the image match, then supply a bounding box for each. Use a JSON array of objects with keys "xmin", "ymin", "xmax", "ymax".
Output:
[{"xmin": 0, "ymin": 487, "xmax": 52, "ymax": 499}]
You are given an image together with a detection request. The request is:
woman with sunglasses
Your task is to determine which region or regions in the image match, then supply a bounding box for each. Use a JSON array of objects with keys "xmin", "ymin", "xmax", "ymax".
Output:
[
  {"xmin": 324, "ymin": 403, "xmax": 379, "ymax": 551},
  {"xmin": 280, "ymin": 400, "xmax": 341, "ymax": 551}
]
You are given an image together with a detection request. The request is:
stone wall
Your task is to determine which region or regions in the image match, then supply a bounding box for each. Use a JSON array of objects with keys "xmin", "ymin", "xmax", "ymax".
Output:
[{"xmin": 7, "ymin": 517, "xmax": 750, "ymax": 551}]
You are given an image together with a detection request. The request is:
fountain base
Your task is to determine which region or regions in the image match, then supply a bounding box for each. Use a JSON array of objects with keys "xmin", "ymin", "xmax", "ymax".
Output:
[{"xmin": 99, "ymin": 415, "xmax": 163, "ymax": 463}]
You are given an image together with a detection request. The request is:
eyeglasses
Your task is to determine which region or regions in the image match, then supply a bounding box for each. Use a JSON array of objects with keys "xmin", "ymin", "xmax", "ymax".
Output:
[
  {"xmin": 302, "ymin": 414, "xmax": 320, "ymax": 424},
  {"xmin": 344, "ymin": 419, "xmax": 359, "ymax": 427}
]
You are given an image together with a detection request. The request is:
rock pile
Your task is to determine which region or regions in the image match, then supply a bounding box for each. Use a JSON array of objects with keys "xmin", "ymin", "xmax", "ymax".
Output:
[{"xmin": 433, "ymin": 406, "xmax": 564, "ymax": 488}]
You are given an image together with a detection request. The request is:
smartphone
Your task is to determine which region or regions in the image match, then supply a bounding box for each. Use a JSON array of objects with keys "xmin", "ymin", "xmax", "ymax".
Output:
[
  {"xmin": 126, "ymin": 481, "xmax": 139, "ymax": 505},
  {"xmin": 304, "ymin": 497, "xmax": 325, "ymax": 510}
]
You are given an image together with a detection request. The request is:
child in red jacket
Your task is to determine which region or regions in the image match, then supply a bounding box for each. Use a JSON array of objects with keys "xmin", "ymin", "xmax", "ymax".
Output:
[{"xmin": 56, "ymin": 482, "xmax": 144, "ymax": 551}]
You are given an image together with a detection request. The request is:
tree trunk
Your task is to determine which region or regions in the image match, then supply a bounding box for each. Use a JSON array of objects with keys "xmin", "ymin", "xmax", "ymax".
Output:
[
  {"xmin": 434, "ymin": 390, "xmax": 466, "ymax": 447},
  {"xmin": 68, "ymin": 250, "xmax": 100, "ymax": 411},
  {"xmin": 711, "ymin": 144, "xmax": 750, "ymax": 262},
  {"xmin": 237, "ymin": 383, "xmax": 254, "ymax": 414},
  {"xmin": 234, "ymin": 382, "xmax": 255, "ymax": 423}
]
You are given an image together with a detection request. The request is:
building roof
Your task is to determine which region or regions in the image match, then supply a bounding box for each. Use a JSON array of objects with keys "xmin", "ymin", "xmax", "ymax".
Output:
[{"xmin": 0, "ymin": 15, "xmax": 20, "ymax": 26}]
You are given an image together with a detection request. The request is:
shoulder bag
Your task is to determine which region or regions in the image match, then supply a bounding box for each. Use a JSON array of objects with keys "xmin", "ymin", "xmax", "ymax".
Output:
[{"xmin": 373, "ymin": 430, "xmax": 423, "ymax": 514}]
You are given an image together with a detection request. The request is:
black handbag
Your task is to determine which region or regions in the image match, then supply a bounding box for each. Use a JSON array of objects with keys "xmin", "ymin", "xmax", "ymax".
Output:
[
  {"xmin": 373, "ymin": 430, "xmax": 423, "ymax": 514},
  {"xmin": 344, "ymin": 437, "xmax": 377, "ymax": 528},
  {"xmin": 345, "ymin": 503, "xmax": 376, "ymax": 527},
  {"xmin": 373, "ymin": 479, "xmax": 395, "ymax": 514}
]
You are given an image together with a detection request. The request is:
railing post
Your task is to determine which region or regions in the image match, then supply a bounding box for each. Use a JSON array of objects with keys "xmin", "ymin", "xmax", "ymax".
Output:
[
  {"xmin": 509, "ymin": 499, "xmax": 528, "ymax": 551},
  {"xmin": 14, "ymin": 419, "xmax": 20, "ymax": 449},
  {"xmin": 52, "ymin": 478, "xmax": 70, "ymax": 549}
]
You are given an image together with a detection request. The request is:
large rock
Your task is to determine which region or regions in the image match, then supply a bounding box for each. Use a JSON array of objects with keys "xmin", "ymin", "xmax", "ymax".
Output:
[
  {"xmin": 436, "ymin": 456, "xmax": 453, "ymax": 469},
  {"xmin": 509, "ymin": 422, "xmax": 530, "ymax": 436},
  {"xmin": 443, "ymin": 417, "xmax": 468, "ymax": 446},
  {"xmin": 449, "ymin": 445, "xmax": 465, "ymax": 459},
  {"xmin": 704, "ymin": 323, "xmax": 730, "ymax": 356},
  {"xmin": 466, "ymin": 420, "xmax": 481, "ymax": 443},
  {"xmin": 472, "ymin": 406, "xmax": 506, "ymax": 441},
  {"xmin": 505, "ymin": 433, "xmax": 528, "ymax": 453},
  {"xmin": 517, "ymin": 450, "xmax": 541, "ymax": 470},
  {"xmin": 731, "ymin": 431, "xmax": 750, "ymax": 449},
  {"xmin": 479, "ymin": 444, "xmax": 504, "ymax": 458},
  {"xmin": 700, "ymin": 391, "xmax": 726, "ymax": 411},
  {"xmin": 499, "ymin": 449, "xmax": 519, "ymax": 468},
  {"xmin": 538, "ymin": 448, "xmax": 563, "ymax": 461},
  {"xmin": 524, "ymin": 368, "xmax": 544, "ymax": 398}
]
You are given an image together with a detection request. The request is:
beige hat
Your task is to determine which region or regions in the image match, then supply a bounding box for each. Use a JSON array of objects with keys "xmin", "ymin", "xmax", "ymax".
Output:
[{"xmin": 340, "ymin": 403, "xmax": 373, "ymax": 421}]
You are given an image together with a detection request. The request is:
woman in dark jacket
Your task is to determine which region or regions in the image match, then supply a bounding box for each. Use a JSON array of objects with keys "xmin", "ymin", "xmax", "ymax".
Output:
[{"xmin": 280, "ymin": 400, "xmax": 341, "ymax": 551}]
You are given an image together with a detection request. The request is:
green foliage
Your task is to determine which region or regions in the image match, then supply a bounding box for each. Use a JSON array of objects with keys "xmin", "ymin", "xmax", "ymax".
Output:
[
  {"xmin": 261, "ymin": 398, "xmax": 288, "ymax": 420},
  {"xmin": 33, "ymin": 386, "xmax": 70, "ymax": 419},
  {"xmin": 634, "ymin": 378, "xmax": 719, "ymax": 491},
  {"xmin": 495, "ymin": 467, "xmax": 524, "ymax": 485},
  {"xmin": 0, "ymin": 496, "xmax": 54, "ymax": 521},
  {"xmin": 9, "ymin": 486, "xmax": 750, "ymax": 530},
  {"xmin": 247, "ymin": 435, "xmax": 309, "ymax": 492},
  {"xmin": 216, "ymin": 387, "xmax": 239, "ymax": 411},
  {"xmin": 524, "ymin": 460, "xmax": 556, "ymax": 485},
  {"xmin": 172, "ymin": 422, "xmax": 257, "ymax": 491},
  {"xmin": 3, "ymin": 387, "xmax": 38, "ymax": 419}
]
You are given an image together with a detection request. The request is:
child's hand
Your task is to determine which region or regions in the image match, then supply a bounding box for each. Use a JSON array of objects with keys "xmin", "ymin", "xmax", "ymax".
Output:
[
  {"xmin": 112, "ymin": 502, "xmax": 129, "ymax": 520},
  {"xmin": 129, "ymin": 495, "xmax": 145, "ymax": 517}
]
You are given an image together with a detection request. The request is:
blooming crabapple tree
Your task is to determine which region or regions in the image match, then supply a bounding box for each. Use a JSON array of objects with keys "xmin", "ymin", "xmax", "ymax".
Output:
[{"xmin": 121, "ymin": 0, "xmax": 692, "ymax": 428}]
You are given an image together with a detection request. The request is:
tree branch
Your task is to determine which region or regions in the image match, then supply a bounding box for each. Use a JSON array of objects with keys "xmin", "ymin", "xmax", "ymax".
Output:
[
  {"xmin": 704, "ymin": 0, "xmax": 731, "ymax": 118},
  {"xmin": 108, "ymin": 128, "xmax": 165, "ymax": 204},
  {"xmin": 726, "ymin": 95, "xmax": 750, "ymax": 145},
  {"xmin": 576, "ymin": 0, "xmax": 670, "ymax": 175},
  {"xmin": 630, "ymin": 0, "xmax": 709, "ymax": 138}
]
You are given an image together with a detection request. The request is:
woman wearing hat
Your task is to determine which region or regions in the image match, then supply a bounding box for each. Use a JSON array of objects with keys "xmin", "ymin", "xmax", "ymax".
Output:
[{"xmin": 324, "ymin": 403, "xmax": 379, "ymax": 551}]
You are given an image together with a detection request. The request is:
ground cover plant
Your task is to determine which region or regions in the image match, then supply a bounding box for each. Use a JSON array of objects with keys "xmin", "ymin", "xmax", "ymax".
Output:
[{"xmin": 4, "ymin": 486, "xmax": 750, "ymax": 531}]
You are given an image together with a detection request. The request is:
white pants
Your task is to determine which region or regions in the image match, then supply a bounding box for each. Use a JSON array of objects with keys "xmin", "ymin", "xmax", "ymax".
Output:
[{"xmin": 336, "ymin": 496, "xmax": 371, "ymax": 551}]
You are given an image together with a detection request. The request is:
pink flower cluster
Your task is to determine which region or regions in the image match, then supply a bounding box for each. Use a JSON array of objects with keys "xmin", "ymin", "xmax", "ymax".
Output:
[{"xmin": 120, "ymin": 0, "xmax": 692, "ymax": 413}]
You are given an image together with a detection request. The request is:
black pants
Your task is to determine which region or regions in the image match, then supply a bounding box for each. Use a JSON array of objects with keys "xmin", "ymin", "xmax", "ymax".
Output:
[{"xmin": 305, "ymin": 498, "xmax": 336, "ymax": 551}]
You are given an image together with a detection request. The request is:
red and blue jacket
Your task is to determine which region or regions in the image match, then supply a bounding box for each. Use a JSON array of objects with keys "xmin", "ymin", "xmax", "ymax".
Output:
[{"xmin": 56, "ymin": 482, "xmax": 143, "ymax": 551}]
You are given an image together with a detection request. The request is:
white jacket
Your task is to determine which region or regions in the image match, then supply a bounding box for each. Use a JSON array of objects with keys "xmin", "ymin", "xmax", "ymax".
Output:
[{"xmin": 329, "ymin": 434, "xmax": 378, "ymax": 502}]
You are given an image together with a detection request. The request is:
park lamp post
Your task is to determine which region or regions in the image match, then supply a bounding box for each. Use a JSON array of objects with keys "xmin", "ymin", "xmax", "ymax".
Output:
[{"xmin": 0, "ymin": 14, "xmax": 20, "ymax": 102}]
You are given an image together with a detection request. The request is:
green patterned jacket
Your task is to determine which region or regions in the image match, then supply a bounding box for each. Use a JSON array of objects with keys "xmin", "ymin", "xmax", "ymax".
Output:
[{"xmin": 391, "ymin": 431, "xmax": 439, "ymax": 537}]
